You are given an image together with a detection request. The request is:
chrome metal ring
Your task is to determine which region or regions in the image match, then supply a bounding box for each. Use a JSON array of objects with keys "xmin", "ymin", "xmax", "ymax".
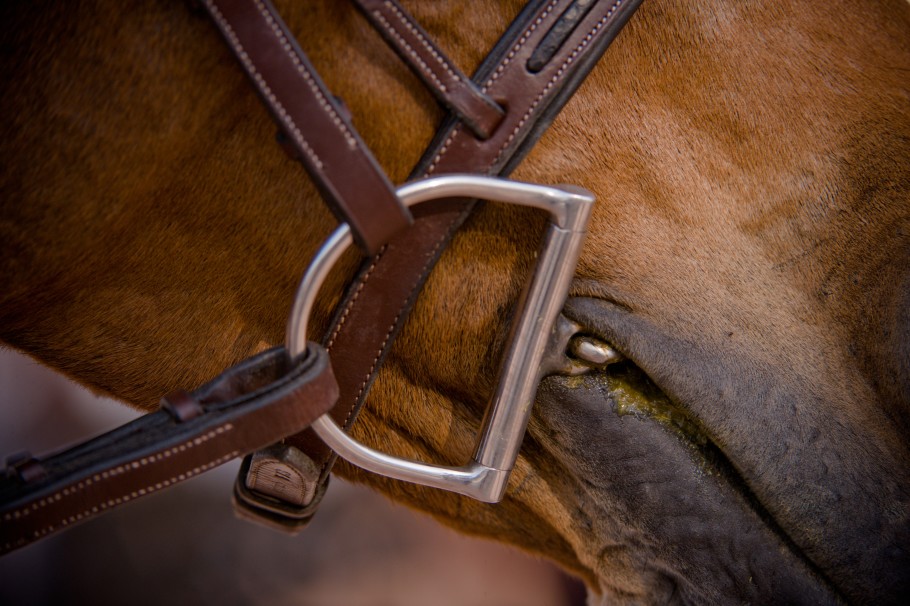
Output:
[{"xmin": 286, "ymin": 175, "xmax": 594, "ymax": 502}]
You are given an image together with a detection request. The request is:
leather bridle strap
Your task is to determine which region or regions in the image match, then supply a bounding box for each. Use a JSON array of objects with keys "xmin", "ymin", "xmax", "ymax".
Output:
[
  {"xmin": 0, "ymin": 346, "xmax": 338, "ymax": 555},
  {"xmin": 0, "ymin": 0, "xmax": 645, "ymax": 547},
  {"xmin": 237, "ymin": 0, "xmax": 644, "ymax": 528},
  {"xmin": 351, "ymin": 0, "xmax": 505, "ymax": 140},
  {"xmin": 202, "ymin": 0, "xmax": 412, "ymax": 255}
]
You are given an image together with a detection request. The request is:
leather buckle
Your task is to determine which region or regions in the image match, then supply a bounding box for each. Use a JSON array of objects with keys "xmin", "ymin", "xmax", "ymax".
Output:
[{"xmin": 285, "ymin": 175, "xmax": 593, "ymax": 503}]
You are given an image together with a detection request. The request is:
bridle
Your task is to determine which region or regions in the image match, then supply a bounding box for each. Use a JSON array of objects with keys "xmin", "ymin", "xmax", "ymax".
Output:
[{"xmin": 1, "ymin": 0, "xmax": 643, "ymax": 552}]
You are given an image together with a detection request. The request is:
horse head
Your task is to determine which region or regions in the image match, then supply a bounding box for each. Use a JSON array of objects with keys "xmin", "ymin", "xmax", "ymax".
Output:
[{"xmin": 1, "ymin": 1, "xmax": 907, "ymax": 603}]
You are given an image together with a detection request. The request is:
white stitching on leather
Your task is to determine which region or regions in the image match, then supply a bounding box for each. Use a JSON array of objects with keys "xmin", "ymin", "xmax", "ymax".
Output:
[
  {"xmin": 383, "ymin": 1, "xmax": 459, "ymax": 82},
  {"xmin": 2, "ymin": 424, "xmax": 234, "ymax": 523},
  {"xmin": 425, "ymin": 123, "xmax": 463, "ymax": 175},
  {"xmin": 251, "ymin": 0, "xmax": 357, "ymax": 148},
  {"xmin": 373, "ymin": 11, "xmax": 448, "ymax": 93},
  {"xmin": 205, "ymin": 1, "xmax": 324, "ymax": 169},
  {"xmin": 317, "ymin": 231, "xmax": 448, "ymax": 479},
  {"xmin": 326, "ymin": 245, "xmax": 387, "ymax": 350},
  {"xmin": 2, "ymin": 451, "xmax": 239, "ymax": 551},
  {"xmin": 483, "ymin": 0, "xmax": 560, "ymax": 91},
  {"xmin": 490, "ymin": 0, "xmax": 623, "ymax": 167}
]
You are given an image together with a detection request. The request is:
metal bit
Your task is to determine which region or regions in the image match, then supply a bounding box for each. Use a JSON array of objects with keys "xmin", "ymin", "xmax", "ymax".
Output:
[{"xmin": 569, "ymin": 336, "xmax": 623, "ymax": 367}]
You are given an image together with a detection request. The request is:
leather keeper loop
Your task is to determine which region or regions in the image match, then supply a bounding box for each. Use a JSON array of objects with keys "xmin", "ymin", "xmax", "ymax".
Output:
[
  {"xmin": 353, "ymin": 0, "xmax": 505, "ymax": 140},
  {"xmin": 160, "ymin": 389, "xmax": 205, "ymax": 422},
  {"xmin": 5, "ymin": 452, "xmax": 47, "ymax": 484}
]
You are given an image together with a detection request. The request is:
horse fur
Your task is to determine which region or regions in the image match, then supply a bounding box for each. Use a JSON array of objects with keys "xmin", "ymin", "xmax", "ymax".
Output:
[{"xmin": 2, "ymin": 0, "xmax": 908, "ymax": 603}]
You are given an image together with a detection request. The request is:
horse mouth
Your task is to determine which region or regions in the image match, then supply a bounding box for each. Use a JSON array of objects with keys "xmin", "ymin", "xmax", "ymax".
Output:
[
  {"xmin": 533, "ymin": 298, "xmax": 843, "ymax": 603},
  {"xmin": 577, "ymin": 356, "xmax": 785, "ymax": 534},
  {"xmin": 551, "ymin": 314, "xmax": 711, "ymax": 451},
  {"xmin": 585, "ymin": 361, "xmax": 709, "ymax": 447}
]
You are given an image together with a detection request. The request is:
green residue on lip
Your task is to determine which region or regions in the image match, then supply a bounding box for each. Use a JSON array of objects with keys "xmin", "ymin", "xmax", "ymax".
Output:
[
  {"xmin": 605, "ymin": 364, "xmax": 708, "ymax": 446},
  {"xmin": 563, "ymin": 375, "xmax": 589, "ymax": 390}
]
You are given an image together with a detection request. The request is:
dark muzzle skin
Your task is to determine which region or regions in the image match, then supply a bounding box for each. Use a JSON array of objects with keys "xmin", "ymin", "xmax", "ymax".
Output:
[
  {"xmin": 529, "ymin": 297, "xmax": 910, "ymax": 604},
  {"xmin": 534, "ymin": 380, "xmax": 839, "ymax": 604}
]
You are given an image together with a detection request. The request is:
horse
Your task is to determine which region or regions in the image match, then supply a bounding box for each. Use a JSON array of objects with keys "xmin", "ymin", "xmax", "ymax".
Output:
[{"xmin": 2, "ymin": 0, "xmax": 908, "ymax": 603}]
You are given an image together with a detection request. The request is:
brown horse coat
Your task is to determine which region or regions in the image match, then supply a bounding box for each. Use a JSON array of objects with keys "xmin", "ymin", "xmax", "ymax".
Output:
[{"xmin": 2, "ymin": 1, "xmax": 908, "ymax": 603}]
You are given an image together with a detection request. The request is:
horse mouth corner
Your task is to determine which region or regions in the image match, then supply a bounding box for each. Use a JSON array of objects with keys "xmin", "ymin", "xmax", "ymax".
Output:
[
  {"xmin": 550, "ymin": 316, "xmax": 713, "ymax": 452},
  {"xmin": 593, "ymin": 361, "xmax": 710, "ymax": 448},
  {"xmin": 587, "ymin": 357, "xmax": 777, "ymax": 528},
  {"xmin": 536, "ymin": 323, "xmax": 846, "ymax": 604}
]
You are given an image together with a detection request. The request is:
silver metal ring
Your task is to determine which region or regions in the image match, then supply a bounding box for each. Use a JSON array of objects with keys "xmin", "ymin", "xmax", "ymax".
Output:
[{"xmin": 286, "ymin": 175, "xmax": 594, "ymax": 502}]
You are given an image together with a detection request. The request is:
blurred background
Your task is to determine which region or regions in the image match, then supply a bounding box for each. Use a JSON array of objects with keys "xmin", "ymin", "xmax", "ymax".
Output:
[{"xmin": 0, "ymin": 347, "xmax": 586, "ymax": 606}]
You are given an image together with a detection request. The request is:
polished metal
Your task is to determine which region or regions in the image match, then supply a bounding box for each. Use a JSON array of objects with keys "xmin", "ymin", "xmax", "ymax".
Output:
[
  {"xmin": 540, "ymin": 315, "xmax": 626, "ymax": 377},
  {"xmin": 538, "ymin": 315, "xmax": 590, "ymax": 377},
  {"xmin": 287, "ymin": 175, "xmax": 594, "ymax": 503},
  {"xmin": 570, "ymin": 336, "xmax": 624, "ymax": 366}
]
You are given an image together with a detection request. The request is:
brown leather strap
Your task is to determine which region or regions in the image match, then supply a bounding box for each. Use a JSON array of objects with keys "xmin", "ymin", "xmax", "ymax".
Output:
[
  {"xmin": 0, "ymin": 345, "xmax": 338, "ymax": 555},
  {"xmin": 352, "ymin": 0, "xmax": 505, "ymax": 140},
  {"xmin": 322, "ymin": 0, "xmax": 645, "ymax": 467},
  {"xmin": 0, "ymin": 0, "xmax": 644, "ymax": 548},
  {"xmin": 239, "ymin": 0, "xmax": 644, "ymax": 527},
  {"xmin": 202, "ymin": 0, "xmax": 412, "ymax": 255}
]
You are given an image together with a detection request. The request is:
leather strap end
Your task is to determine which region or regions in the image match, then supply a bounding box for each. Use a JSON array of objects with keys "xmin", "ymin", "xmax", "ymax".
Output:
[
  {"xmin": 231, "ymin": 452, "xmax": 328, "ymax": 533},
  {"xmin": 354, "ymin": 0, "xmax": 505, "ymax": 140}
]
